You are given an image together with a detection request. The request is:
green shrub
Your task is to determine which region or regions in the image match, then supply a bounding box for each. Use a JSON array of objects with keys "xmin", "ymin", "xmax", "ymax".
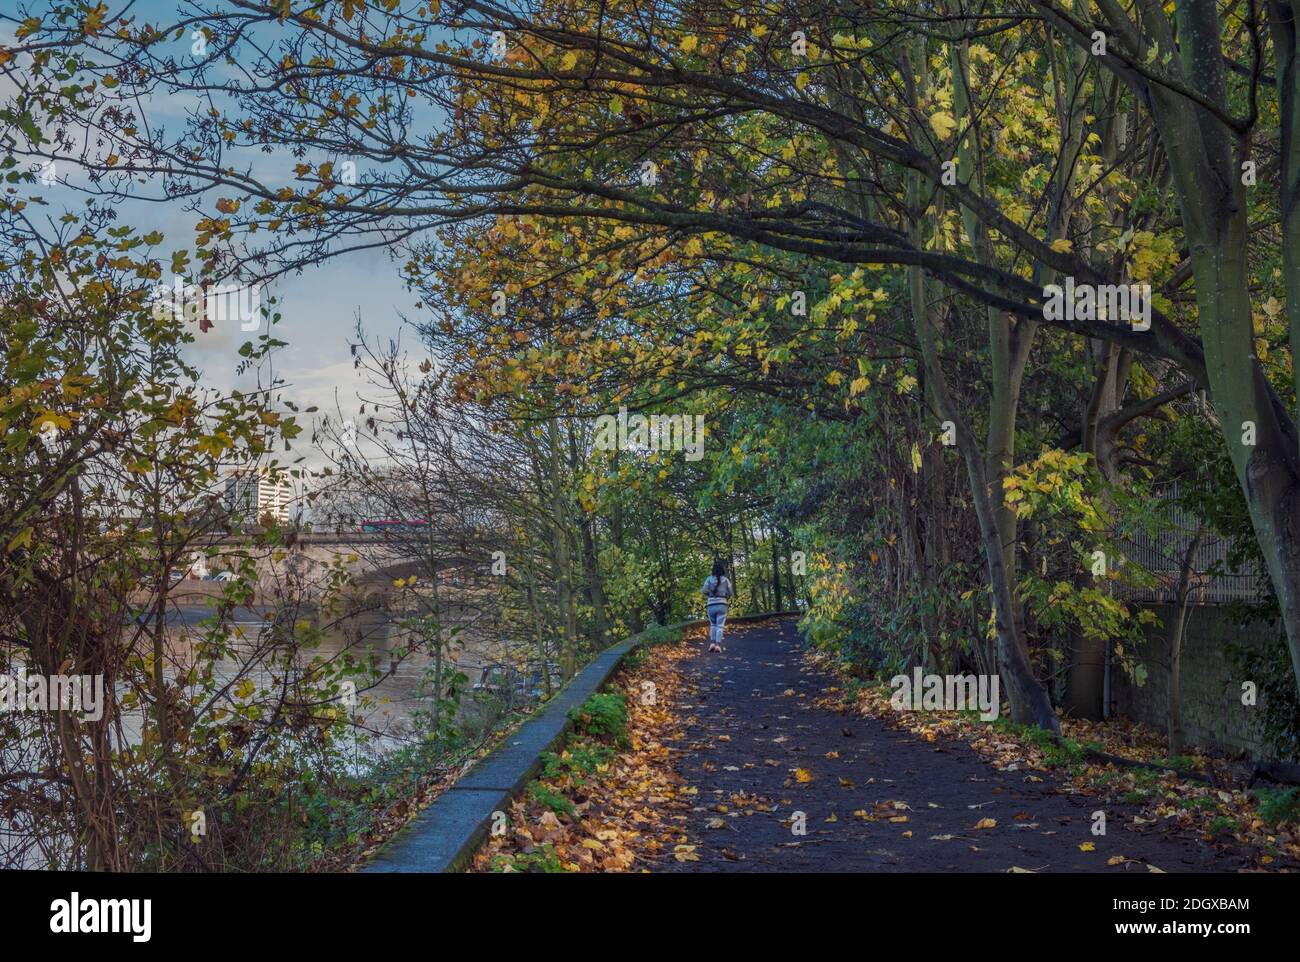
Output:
[
  {"xmin": 1254, "ymin": 786, "xmax": 1300, "ymax": 826},
  {"xmin": 526, "ymin": 780, "xmax": 575, "ymax": 818},
  {"xmin": 568, "ymin": 692, "xmax": 629, "ymax": 747},
  {"xmin": 540, "ymin": 740, "xmax": 616, "ymax": 785},
  {"xmin": 639, "ymin": 622, "xmax": 682, "ymax": 647},
  {"xmin": 1228, "ymin": 617, "xmax": 1300, "ymax": 762}
]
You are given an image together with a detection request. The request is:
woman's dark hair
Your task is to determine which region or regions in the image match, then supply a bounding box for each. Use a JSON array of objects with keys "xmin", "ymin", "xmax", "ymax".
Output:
[{"xmin": 711, "ymin": 558, "xmax": 727, "ymax": 579}]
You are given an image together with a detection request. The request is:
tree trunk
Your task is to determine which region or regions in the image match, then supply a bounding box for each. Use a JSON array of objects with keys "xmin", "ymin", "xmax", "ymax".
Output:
[
  {"xmin": 769, "ymin": 525, "xmax": 783, "ymax": 612},
  {"xmin": 1167, "ymin": 531, "xmax": 1204, "ymax": 757},
  {"xmin": 906, "ymin": 243, "xmax": 1059, "ymax": 731}
]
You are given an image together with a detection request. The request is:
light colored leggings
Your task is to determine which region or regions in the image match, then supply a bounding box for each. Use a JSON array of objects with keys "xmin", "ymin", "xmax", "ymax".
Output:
[{"xmin": 707, "ymin": 605, "xmax": 728, "ymax": 643}]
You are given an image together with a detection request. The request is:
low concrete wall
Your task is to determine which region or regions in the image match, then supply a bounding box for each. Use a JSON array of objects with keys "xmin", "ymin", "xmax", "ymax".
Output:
[{"xmin": 362, "ymin": 612, "xmax": 794, "ymax": 873}]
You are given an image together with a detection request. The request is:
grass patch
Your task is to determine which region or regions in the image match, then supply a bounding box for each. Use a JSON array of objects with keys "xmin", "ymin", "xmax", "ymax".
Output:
[
  {"xmin": 638, "ymin": 622, "xmax": 684, "ymax": 647},
  {"xmin": 526, "ymin": 780, "xmax": 576, "ymax": 818},
  {"xmin": 1208, "ymin": 815, "xmax": 1236, "ymax": 836},
  {"xmin": 540, "ymin": 741, "xmax": 616, "ymax": 787},
  {"xmin": 488, "ymin": 842, "xmax": 566, "ymax": 874},
  {"xmin": 1254, "ymin": 786, "xmax": 1300, "ymax": 826}
]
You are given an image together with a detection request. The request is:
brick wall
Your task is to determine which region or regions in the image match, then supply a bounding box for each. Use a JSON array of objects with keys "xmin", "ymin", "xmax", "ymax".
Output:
[{"xmin": 1108, "ymin": 603, "xmax": 1274, "ymax": 759}]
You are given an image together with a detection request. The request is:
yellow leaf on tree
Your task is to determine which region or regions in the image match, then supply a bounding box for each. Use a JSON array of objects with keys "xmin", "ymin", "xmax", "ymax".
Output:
[{"xmin": 929, "ymin": 111, "xmax": 957, "ymax": 139}]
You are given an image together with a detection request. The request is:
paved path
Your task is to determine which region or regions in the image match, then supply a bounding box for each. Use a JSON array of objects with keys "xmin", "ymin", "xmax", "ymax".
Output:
[{"xmin": 658, "ymin": 617, "xmax": 1258, "ymax": 873}]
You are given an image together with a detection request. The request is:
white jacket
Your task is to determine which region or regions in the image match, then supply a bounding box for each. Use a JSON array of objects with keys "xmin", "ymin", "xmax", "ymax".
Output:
[{"xmin": 702, "ymin": 575, "xmax": 734, "ymax": 608}]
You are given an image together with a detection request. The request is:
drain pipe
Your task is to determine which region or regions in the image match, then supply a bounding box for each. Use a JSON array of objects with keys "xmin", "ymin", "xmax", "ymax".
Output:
[{"xmin": 1102, "ymin": 638, "xmax": 1112, "ymax": 719}]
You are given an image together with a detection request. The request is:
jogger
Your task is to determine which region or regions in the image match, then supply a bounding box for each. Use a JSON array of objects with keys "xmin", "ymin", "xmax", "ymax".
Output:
[{"xmin": 701, "ymin": 559, "xmax": 734, "ymax": 653}]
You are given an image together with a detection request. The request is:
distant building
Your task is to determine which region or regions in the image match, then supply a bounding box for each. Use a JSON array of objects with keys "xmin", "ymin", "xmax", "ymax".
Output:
[{"xmin": 224, "ymin": 467, "xmax": 301, "ymax": 526}]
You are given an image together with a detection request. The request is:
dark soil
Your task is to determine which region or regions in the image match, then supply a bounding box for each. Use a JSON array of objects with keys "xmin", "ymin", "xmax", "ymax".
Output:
[{"xmin": 655, "ymin": 617, "xmax": 1274, "ymax": 873}]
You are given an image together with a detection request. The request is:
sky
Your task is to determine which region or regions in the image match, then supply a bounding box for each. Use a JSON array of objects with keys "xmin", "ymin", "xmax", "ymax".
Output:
[{"xmin": 4, "ymin": 3, "xmax": 431, "ymax": 473}]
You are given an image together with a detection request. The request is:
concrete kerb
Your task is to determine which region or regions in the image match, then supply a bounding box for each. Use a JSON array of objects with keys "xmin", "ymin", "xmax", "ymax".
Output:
[{"xmin": 361, "ymin": 611, "xmax": 795, "ymax": 873}]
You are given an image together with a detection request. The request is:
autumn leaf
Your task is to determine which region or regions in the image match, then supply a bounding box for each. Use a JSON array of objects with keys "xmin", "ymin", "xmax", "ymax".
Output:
[
  {"xmin": 82, "ymin": 3, "xmax": 107, "ymax": 35},
  {"xmin": 929, "ymin": 110, "xmax": 957, "ymax": 139}
]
